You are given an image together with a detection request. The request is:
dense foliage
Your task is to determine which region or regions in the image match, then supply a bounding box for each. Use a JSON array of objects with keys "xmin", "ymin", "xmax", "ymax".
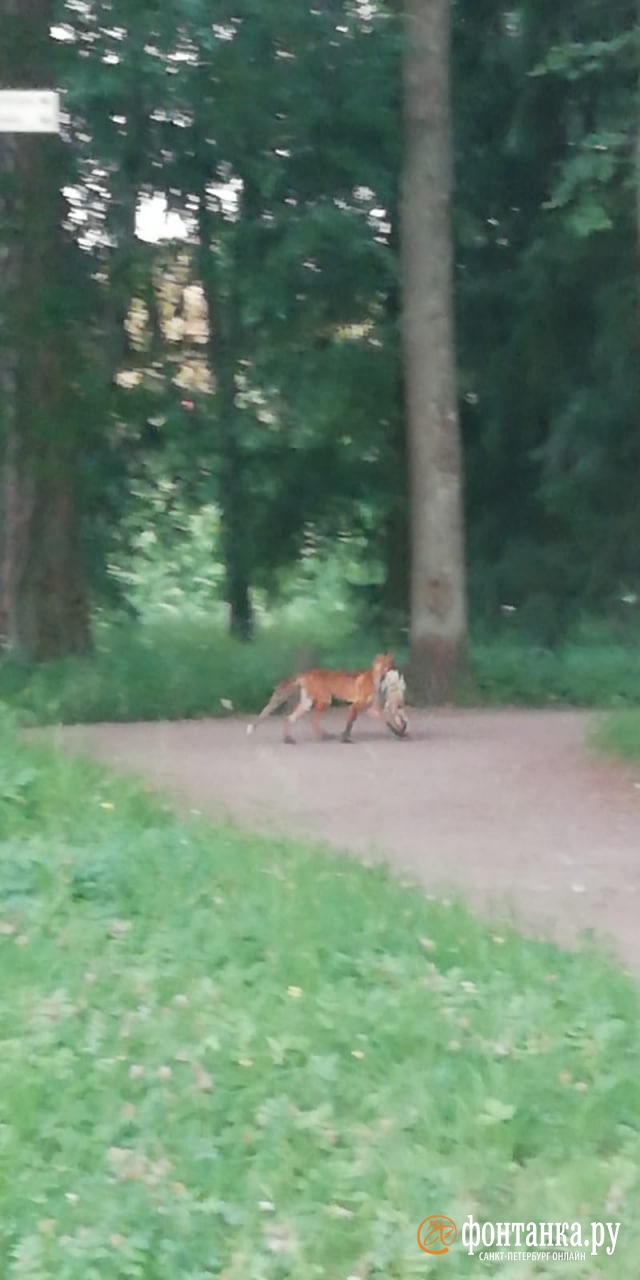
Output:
[
  {"xmin": 455, "ymin": 1, "xmax": 640, "ymax": 637},
  {"xmin": 3, "ymin": 0, "xmax": 640, "ymax": 650}
]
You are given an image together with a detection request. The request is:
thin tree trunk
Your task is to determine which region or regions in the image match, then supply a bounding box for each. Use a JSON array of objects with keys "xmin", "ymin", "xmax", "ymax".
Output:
[
  {"xmin": 212, "ymin": 335, "xmax": 254, "ymax": 641},
  {"xmin": 381, "ymin": 241, "xmax": 410, "ymax": 622},
  {"xmin": 197, "ymin": 198, "xmax": 254, "ymax": 641},
  {"xmin": 0, "ymin": 0, "xmax": 91, "ymax": 660},
  {"xmin": 401, "ymin": 0, "xmax": 467, "ymax": 702}
]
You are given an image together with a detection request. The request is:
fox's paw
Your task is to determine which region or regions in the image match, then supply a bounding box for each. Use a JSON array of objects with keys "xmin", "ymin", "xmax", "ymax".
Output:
[{"xmin": 246, "ymin": 724, "xmax": 255, "ymax": 736}]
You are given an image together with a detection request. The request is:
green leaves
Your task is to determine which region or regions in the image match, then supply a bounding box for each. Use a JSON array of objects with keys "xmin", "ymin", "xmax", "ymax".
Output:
[
  {"xmin": 45, "ymin": 0, "xmax": 640, "ymax": 632},
  {"xmin": 456, "ymin": 0, "xmax": 640, "ymax": 626},
  {"xmin": 543, "ymin": 131, "xmax": 626, "ymax": 237},
  {"xmin": 54, "ymin": 0, "xmax": 402, "ymax": 615}
]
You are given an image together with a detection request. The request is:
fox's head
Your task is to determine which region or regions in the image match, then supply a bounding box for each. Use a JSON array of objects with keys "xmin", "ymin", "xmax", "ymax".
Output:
[{"xmin": 372, "ymin": 652, "xmax": 396, "ymax": 685}]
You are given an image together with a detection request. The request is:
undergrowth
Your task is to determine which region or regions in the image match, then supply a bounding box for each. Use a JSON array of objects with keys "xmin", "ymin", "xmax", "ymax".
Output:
[
  {"xmin": 592, "ymin": 709, "xmax": 640, "ymax": 764},
  {"xmin": 1, "ymin": 609, "xmax": 640, "ymax": 726}
]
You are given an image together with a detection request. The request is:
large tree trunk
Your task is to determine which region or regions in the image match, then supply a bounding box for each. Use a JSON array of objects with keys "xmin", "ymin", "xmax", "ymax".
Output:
[
  {"xmin": 0, "ymin": 127, "xmax": 19, "ymax": 649},
  {"xmin": 637, "ymin": 0, "xmax": 640, "ymax": 310},
  {"xmin": 401, "ymin": 0, "xmax": 467, "ymax": 702},
  {"xmin": 381, "ymin": 408, "xmax": 410, "ymax": 620},
  {"xmin": 0, "ymin": 0, "xmax": 91, "ymax": 659}
]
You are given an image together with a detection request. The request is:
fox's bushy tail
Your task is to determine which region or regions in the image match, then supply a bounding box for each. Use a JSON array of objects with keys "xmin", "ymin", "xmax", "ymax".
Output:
[{"xmin": 246, "ymin": 678, "xmax": 298, "ymax": 735}]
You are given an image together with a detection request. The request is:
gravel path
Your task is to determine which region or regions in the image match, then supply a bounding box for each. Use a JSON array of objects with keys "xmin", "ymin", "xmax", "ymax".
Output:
[{"xmin": 55, "ymin": 709, "xmax": 640, "ymax": 970}]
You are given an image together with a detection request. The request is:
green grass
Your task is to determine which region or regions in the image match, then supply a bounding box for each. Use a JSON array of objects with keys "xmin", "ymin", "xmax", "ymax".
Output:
[
  {"xmin": 469, "ymin": 635, "xmax": 640, "ymax": 709},
  {"xmin": 2, "ymin": 610, "xmax": 640, "ymax": 727},
  {"xmin": 0, "ymin": 612, "xmax": 381, "ymax": 726},
  {"xmin": 592, "ymin": 709, "xmax": 640, "ymax": 764},
  {"xmin": 2, "ymin": 711, "xmax": 640, "ymax": 1277}
]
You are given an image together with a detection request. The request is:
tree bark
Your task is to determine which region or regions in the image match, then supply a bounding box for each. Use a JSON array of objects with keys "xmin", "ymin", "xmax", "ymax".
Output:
[
  {"xmin": 401, "ymin": 0, "xmax": 467, "ymax": 702},
  {"xmin": 0, "ymin": 0, "xmax": 91, "ymax": 659},
  {"xmin": 637, "ymin": 0, "xmax": 640, "ymax": 314},
  {"xmin": 197, "ymin": 198, "xmax": 254, "ymax": 641},
  {"xmin": 381, "ymin": 246, "xmax": 410, "ymax": 622},
  {"xmin": 211, "ymin": 333, "xmax": 254, "ymax": 642},
  {"xmin": 381, "ymin": 408, "xmax": 410, "ymax": 620}
]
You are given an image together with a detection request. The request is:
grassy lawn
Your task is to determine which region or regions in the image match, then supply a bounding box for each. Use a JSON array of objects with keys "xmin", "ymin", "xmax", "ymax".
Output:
[
  {"xmin": 2, "ymin": 712, "xmax": 640, "ymax": 1277},
  {"xmin": 1, "ymin": 612, "xmax": 640, "ymax": 726}
]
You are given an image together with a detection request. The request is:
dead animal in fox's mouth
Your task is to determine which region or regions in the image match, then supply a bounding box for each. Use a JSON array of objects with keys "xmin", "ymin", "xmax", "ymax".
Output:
[
  {"xmin": 377, "ymin": 667, "xmax": 409, "ymax": 738},
  {"xmin": 246, "ymin": 653, "xmax": 397, "ymax": 743}
]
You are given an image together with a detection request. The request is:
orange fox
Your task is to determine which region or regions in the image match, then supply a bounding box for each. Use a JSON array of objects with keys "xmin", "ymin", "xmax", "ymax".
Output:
[{"xmin": 247, "ymin": 652, "xmax": 396, "ymax": 743}]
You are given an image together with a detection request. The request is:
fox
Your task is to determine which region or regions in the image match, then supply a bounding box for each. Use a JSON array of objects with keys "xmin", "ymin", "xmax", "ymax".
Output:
[{"xmin": 246, "ymin": 652, "xmax": 397, "ymax": 744}]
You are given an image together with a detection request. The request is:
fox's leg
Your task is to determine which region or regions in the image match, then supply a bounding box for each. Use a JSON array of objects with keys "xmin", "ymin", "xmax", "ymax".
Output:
[
  {"xmin": 284, "ymin": 686, "xmax": 313, "ymax": 743},
  {"xmin": 310, "ymin": 697, "xmax": 330, "ymax": 739},
  {"xmin": 340, "ymin": 701, "xmax": 361, "ymax": 743}
]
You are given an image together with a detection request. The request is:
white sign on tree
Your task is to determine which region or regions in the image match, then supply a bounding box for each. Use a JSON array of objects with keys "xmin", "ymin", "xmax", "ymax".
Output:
[{"xmin": 0, "ymin": 90, "xmax": 60, "ymax": 133}]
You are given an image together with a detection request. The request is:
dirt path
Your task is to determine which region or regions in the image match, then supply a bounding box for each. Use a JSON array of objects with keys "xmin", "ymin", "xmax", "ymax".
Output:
[{"xmin": 55, "ymin": 709, "xmax": 640, "ymax": 970}]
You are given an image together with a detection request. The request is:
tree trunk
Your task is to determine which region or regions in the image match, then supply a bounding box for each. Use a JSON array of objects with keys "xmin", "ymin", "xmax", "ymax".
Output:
[
  {"xmin": 0, "ymin": 127, "xmax": 19, "ymax": 649},
  {"xmin": 401, "ymin": 0, "xmax": 467, "ymax": 702},
  {"xmin": 637, "ymin": 0, "xmax": 640, "ymax": 311},
  {"xmin": 381, "ymin": 251, "xmax": 410, "ymax": 622},
  {"xmin": 213, "ymin": 337, "xmax": 254, "ymax": 641},
  {"xmin": 2, "ymin": 446, "xmax": 91, "ymax": 659},
  {"xmin": 381, "ymin": 407, "xmax": 410, "ymax": 621},
  {"xmin": 197, "ymin": 199, "xmax": 254, "ymax": 642},
  {"xmin": 0, "ymin": 0, "xmax": 91, "ymax": 660}
]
